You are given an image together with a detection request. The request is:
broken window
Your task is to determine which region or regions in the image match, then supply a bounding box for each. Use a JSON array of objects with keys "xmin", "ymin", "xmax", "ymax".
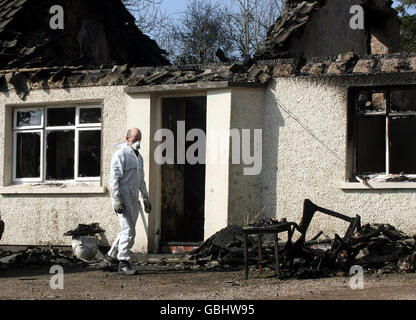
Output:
[
  {"xmin": 47, "ymin": 108, "xmax": 75, "ymax": 126},
  {"xmin": 79, "ymin": 108, "xmax": 101, "ymax": 124},
  {"xmin": 78, "ymin": 130, "xmax": 101, "ymax": 178},
  {"xmin": 390, "ymin": 90, "xmax": 416, "ymax": 112},
  {"xmin": 352, "ymin": 87, "xmax": 416, "ymax": 179},
  {"xmin": 13, "ymin": 105, "xmax": 102, "ymax": 183},
  {"xmin": 15, "ymin": 132, "xmax": 41, "ymax": 179},
  {"xmin": 46, "ymin": 130, "xmax": 75, "ymax": 180},
  {"xmin": 357, "ymin": 91, "xmax": 386, "ymax": 114},
  {"xmin": 356, "ymin": 117, "xmax": 386, "ymax": 174},
  {"xmin": 15, "ymin": 109, "xmax": 42, "ymax": 128}
]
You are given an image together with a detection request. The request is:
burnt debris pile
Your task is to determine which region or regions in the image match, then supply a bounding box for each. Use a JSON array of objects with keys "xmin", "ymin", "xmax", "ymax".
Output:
[
  {"xmin": 63, "ymin": 223, "xmax": 105, "ymax": 237},
  {"xmin": 191, "ymin": 226, "xmax": 249, "ymax": 266},
  {"xmin": 190, "ymin": 219, "xmax": 286, "ymax": 266},
  {"xmin": 190, "ymin": 200, "xmax": 416, "ymax": 279},
  {"xmin": 0, "ymin": 247, "xmax": 87, "ymax": 268},
  {"xmin": 278, "ymin": 223, "xmax": 416, "ymax": 279},
  {"xmin": 344, "ymin": 224, "xmax": 416, "ymax": 273}
]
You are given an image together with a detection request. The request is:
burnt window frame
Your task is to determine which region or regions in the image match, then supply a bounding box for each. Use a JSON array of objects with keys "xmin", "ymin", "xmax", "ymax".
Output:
[
  {"xmin": 12, "ymin": 105, "xmax": 102, "ymax": 184},
  {"xmin": 348, "ymin": 85, "xmax": 416, "ymax": 181}
]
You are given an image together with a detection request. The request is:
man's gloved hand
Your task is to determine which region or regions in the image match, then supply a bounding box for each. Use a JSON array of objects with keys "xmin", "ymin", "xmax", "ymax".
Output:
[
  {"xmin": 114, "ymin": 199, "xmax": 125, "ymax": 214},
  {"xmin": 143, "ymin": 198, "xmax": 152, "ymax": 213}
]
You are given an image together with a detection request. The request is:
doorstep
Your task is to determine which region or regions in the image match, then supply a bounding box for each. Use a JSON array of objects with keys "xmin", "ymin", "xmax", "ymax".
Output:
[{"xmin": 159, "ymin": 242, "xmax": 202, "ymax": 254}]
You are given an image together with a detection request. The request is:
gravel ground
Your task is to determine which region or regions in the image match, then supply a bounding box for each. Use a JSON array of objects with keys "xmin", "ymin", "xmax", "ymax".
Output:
[{"xmin": 1, "ymin": 264, "xmax": 416, "ymax": 300}]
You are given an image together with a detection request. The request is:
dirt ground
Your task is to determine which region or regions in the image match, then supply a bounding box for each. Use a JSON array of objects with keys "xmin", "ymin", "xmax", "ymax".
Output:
[{"xmin": 1, "ymin": 263, "xmax": 416, "ymax": 300}]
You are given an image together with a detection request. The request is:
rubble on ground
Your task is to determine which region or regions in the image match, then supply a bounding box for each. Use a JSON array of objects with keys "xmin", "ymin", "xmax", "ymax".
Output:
[
  {"xmin": 189, "ymin": 222, "xmax": 416, "ymax": 279},
  {"xmin": 280, "ymin": 223, "xmax": 416, "ymax": 279},
  {"xmin": 63, "ymin": 223, "xmax": 105, "ymax": 237},
  {"xmin": 191, "ymin": 225, "xmax": 249, "ymax": 267},
  {"xmin": 0, "ymin": 247, "xmax": 88, "ymax": 268}
]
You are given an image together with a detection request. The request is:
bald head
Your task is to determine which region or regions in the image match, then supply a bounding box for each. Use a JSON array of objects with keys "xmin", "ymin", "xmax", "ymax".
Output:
[{"xmin": 126, "ymin": 128, "xmax": 142, "ymax": 146}]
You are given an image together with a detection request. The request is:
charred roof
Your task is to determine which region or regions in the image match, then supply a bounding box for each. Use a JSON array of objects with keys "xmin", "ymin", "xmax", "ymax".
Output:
[
  {"xmin": 255, "ymin": 0, "xmax": 400, "ymax": 60},
  {"xmin": 254, "ymin": 0, "xmax": 326, "ymax": 60},
  {"xmin": 0, "ymin": 0, "xmax": 170, "ymax": 70},
  {"xmin": 4, "ymin": 52, "xmax": 416, "ymax": 100}
]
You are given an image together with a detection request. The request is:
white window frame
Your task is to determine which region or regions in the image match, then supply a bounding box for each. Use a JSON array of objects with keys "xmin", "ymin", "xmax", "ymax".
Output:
[
  {"xmin": 13, "ymin": 105, "xmax": 102, "ymax": 184},
  {"xmin": 76, "ymin": 105, "xmax": 102, "ymax": 128},
  {"xmin": 75, "ymin": 105, "xmax": 101, "ymax": 181},
  {"xmin": 13, "ymin": 129, "xmax": 44, "ymax": 183},
  {"xmin": 75, "ymin": 127, "xmax": 102, "ymax": 182},
  {"xmin": 13, "ymin": 107, "xmax": 44, "ymax": 130}
]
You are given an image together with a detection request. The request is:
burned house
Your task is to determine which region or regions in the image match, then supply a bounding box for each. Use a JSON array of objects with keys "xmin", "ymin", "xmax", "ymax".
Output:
[
  {"xmin": 0, "ymin": 0, "xmax": 415, "ymax": 254},
  {"xmin": 0, "ymin": 0, "xmax": 169, "ymax": 68},
  {"xmin": 255, "ymin": 0, "xmax": 400, "ymax": 59}
]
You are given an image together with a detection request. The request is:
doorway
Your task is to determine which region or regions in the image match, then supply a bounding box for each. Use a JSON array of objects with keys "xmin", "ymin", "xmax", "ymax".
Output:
[{"xmin": 160, "ymin": 96, "xmax": 206, "ymax": 246}]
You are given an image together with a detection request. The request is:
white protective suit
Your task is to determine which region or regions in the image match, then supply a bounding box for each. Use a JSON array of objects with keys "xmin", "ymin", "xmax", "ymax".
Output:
[{"xmin": 108, "ymin": 144, "xmax": 150, "ymax": 261}]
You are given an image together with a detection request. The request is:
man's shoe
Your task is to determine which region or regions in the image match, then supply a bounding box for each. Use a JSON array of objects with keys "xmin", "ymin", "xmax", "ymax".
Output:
[
  {"xmin": 100, "ymin": 255, "xmax": 118, "ymax": 271},
  {"xmin": 118, "ymin": 260, "xmax": 139, "ymax": 276}
]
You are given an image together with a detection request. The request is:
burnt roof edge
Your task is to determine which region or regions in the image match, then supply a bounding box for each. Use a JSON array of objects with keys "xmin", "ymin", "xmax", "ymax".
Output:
[{"xmin": 124, "ymin": 81, "xmax": 267, "ymax": 94}]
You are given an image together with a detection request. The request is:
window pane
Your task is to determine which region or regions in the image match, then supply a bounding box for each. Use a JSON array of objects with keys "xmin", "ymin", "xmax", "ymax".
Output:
[
  {"xmin": 47, "ymin": 108, "xmax": 75, "ymax": 126},
  {"xmin": 16, "ymin": 110, "xmax": 42, "ymax": 127},
  {"xmin": 80, "ymin": 108, "xmax": 101, "ymax": 124},
  {"xmin": 390, "ymin": 90, "xmax": 416, "ymax": 112},
  {"xmin": 16, "ymin": 132, "xmax": 41, "ymax": 178},
  {"xmin": 357, "ymin": 91, "xmax": 386, "ymax": 113},
  {"xmin": 78, "ymin": 130, "xmax": 101, "ymax": 178},
  {"xmin": 390, "ymin": 117, "xmax": 416, "ymax": 174},
  {"xmin": 356, "ymin": 117, "xmax": 386, "ymax": 174},
  {"xmin": 46, "ymin": 130, "xmax": 74, "ymax": 180}
]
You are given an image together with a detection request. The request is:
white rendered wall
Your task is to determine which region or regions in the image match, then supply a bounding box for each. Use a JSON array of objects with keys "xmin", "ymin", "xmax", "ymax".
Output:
[
  {"xmin": 204, "ymin": 89, "xmax": 232, "ymax": 240},
  {"xmin": 126, "ymin": 93, "xmax": 152, "ymax": 252},
  {"xmin": 268, "ymin": 75, "xmax": 416, "ymax": 238},
  {"xmin": 0, "ymin": 86, "xmax": 127, "ymax": 248}
]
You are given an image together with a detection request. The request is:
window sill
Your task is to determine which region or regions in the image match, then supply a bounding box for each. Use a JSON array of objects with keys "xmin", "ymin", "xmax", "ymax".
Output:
[
  {"xmin": 341, "ymin": 182, "xmax": 416, "ymax": 190},
  {"xmin": 0, "ymin": 183, "xmax": 107, "ymax": 195}
]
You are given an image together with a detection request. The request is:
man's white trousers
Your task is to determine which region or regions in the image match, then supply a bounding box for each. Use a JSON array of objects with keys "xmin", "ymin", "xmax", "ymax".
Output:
[{"xmin": 107, "ymin": 205, "xmax": 139, "ymax": 261}]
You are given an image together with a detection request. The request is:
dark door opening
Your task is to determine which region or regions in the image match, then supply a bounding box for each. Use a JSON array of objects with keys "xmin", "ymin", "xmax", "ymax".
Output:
[{"xmin": 161, "ymin": 96, "xmax": 206, "ymax": 245}]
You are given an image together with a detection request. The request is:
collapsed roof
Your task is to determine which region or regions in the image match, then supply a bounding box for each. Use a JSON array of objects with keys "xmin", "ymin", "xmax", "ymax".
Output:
[
  {"xmin": 0, "ymin": 0, "xmax": 170, "ymax": 69},
  {"xmin": 4, "ymin": 52, "xmax": 416, "ymax": 100},
  {"xmin": 255, "ymin": 0, "xmax": 400, "ymax": 60},
  {"xmin": 255, "ymin": 0, "xmax": 325, "ymax": 59}
]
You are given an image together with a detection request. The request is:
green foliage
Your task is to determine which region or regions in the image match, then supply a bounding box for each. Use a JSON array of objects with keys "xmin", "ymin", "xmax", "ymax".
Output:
[{"xmin": 395, "ymin": 0, "xmax": 416, "ymax": 52}]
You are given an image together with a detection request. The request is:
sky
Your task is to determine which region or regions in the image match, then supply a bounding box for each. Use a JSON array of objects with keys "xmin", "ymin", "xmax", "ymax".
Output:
[
  {"xmin": 159, "ymin": 0, "xmax": 412, "ymax": 17},
  {"xmin": 161, "ymin": 0, "xmax": 188, "ymax": 16}
]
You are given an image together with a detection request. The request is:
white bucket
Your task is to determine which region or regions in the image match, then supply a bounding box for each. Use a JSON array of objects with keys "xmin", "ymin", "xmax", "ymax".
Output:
[{"xmin": 71, "ymin": 235, "xmax": 99, "ymax": 262}]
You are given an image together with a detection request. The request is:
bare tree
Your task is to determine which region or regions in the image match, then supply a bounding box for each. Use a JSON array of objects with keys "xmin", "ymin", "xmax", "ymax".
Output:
[
  {"xmin": 122, "ymin": 0, "xmax": 165, "ymax": 33},
  {"xmin": 122, "ymin": 0, "xmax": 172, "ymax": 55},
  {"xmin": 122, "ymin": 0, "xmax": 284, "ymax": 64},
  {"xmin": 171, "ymin": 0, "xmax": 235, "ymax": 64},
  {"xmin": 225, "ymin": 0, "xmax": 284, "ymax": 59}
]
